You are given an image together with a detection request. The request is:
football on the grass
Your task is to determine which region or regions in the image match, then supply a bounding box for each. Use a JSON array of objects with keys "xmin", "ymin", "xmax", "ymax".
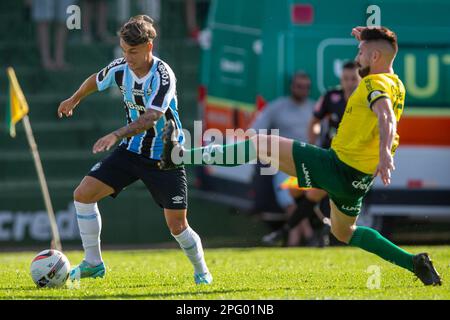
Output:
[{"xmin": 30, "ymin": 249, "xmax": 71, "ymax": 288}]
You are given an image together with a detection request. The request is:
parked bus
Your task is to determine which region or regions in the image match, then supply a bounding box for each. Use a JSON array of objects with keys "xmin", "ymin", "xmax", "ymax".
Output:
[{"xmin": 195, "ymin": 0, "xmax": 450, "ymax": 234}]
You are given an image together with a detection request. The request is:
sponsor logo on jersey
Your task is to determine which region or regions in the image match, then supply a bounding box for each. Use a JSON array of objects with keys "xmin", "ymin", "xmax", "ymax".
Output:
[
  {"xmin": 352, "ymin": 179, "xmax": 374, "ymax": 192},
  {"xmin": 102, "ymin": 58, "xmax": 125, "ymax": 79},
  {"xmin": 108, "ymin": 58, "xmax": 125, "ymax": 69},
  {"xmin": 158, "ymin": 63, "xmax": 170, "ymax": 86},
  {"xmin": 342, "ymin": 205, "xmax": 361, "ymax": 212},
  {"xmin": 91, "ymin": 162, "xmax": 102, "ymax": 172},
  {"xmin": 131, "ymin": 88, "xmax": 145, "ymax": 96},
  {"xmin": 118, "ymin": 86, "xmax": 152, "ymax": 97},
  {"xmin": 172, "ymin": 196, "xmax": 184, "ymax": 204},
  {"xmin": 301, "ymin": 163, "xmax": 313, "ymax": 188},
  {"xmin": 124, "ymin": 100, "xmax": 146, "ymax": 112}
]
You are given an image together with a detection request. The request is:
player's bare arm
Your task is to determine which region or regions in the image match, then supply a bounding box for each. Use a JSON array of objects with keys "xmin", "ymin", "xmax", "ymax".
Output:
[
  {"xmin": 372, "ymin": 97, "xmax": 396, "ymax": 186},
  {"xmin": 92, "ymin": 109, "xmax": 163, "ymax": 154},
  {"xmin": 57, "ymin": 73, "xmax": 98, "ymax": 118}
]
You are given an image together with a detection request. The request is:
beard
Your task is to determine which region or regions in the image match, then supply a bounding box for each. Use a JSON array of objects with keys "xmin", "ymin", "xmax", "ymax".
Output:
[{"xmin": 358, "ymin": 65, "xmax": 370, "ymax": 78}]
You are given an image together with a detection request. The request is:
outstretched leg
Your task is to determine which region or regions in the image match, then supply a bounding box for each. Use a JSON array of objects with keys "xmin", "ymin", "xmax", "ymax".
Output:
[
  {"xmin": 329, "ymin": 200, "xmax": 441, "ymax": 286},
  {"xmin": 160, "ymin": 120, "xmax": 297, "ymax": 176},
  {"xmin": 249, "ymin": 134, "xmax": 297, "ymax": 177}
]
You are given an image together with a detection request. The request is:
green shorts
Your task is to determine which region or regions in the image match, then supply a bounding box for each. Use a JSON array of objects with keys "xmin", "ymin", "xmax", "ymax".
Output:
[{"xmin": 292, "ymin": 141, "xmax": 374, "ymax": 217}]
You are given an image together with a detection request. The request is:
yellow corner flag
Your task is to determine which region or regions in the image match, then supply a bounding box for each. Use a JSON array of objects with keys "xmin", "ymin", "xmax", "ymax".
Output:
[{"xmin": 6, "ymin": 67, "xmax": 29, "ymax": 137}]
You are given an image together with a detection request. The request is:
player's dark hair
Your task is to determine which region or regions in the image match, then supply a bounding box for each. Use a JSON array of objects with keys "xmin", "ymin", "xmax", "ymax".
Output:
[
  {"xmin": 360, "ymin": 27, "xmax": 398, "ymax": 53},
  {"xmin": 119, "ymin": 15, "xmax": 157, "ymax": 46},
  {"xmin": 342, "ymin": 61, "xmax": 358, "ymax": 70}
]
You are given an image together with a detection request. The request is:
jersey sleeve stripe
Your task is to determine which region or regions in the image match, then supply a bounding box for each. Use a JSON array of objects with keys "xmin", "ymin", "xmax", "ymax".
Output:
[
  {"xmin": 96, "ymin": 58, "xmax": 126, "ymax": 87},
  {"xmin": 147, "ymin": 72, "xmax": 161, "ymax": 106},
  {"xmin": 150, "ymin": 62, "xmax": 172, "ymax": 109}
]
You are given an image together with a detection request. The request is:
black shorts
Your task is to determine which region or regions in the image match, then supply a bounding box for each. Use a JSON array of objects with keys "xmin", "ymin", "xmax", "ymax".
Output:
[{"xmin": 87, "ymin": 146, "xmax": 187, "ymax": 209}]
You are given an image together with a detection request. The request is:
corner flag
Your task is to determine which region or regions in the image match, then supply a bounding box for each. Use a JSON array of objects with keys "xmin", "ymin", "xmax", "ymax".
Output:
[
  {"xmin": 6, "ymin": 67, "xmax": 29, "ymax": 137},
  {"xmin": 4, "ymin": 67, "xmax": 62, "ymax": 251}
]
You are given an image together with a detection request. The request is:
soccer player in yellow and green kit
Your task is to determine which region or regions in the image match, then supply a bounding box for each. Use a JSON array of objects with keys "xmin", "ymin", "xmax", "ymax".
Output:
[{"xmin": 160, "ymin": 26, "xmax": 441, "ymax": 285}]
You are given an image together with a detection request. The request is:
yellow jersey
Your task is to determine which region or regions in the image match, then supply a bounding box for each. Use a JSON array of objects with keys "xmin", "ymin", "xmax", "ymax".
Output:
[{"xmin": 331, "ymin": 73, "xmax": 406, "ymax": 174}]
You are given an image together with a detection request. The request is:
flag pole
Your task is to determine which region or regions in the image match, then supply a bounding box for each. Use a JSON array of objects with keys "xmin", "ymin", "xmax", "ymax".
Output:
[
  {"xmin": 7, "ymin": 67, "xmax": 62, "ymax": 251},
  {"xmin": 21, "ymin": 115, "xmax": 62, "ymax": 251}
]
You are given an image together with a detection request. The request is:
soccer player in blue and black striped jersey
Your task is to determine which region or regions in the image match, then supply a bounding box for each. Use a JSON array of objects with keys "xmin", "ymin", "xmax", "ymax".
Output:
[{"xmin": 57, "ymin": 15, "xmax": 212, "ymax": 285}]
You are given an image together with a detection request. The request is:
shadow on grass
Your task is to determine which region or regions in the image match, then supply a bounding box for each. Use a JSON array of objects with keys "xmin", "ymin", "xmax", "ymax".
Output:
[{"xmin": 1, "ymin": 288, "xmax": 254, "ymax": 300}]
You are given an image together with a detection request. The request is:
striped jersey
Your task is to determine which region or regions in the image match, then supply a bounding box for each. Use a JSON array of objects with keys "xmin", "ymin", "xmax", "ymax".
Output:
[{"xmin": 96, "ymin": 56, "xmax": 184, "ymax": 160}]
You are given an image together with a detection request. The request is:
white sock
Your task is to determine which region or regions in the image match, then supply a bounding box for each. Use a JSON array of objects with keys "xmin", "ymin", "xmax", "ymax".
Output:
[
  {"xmin": 74, "ymin": 201, "xmax": 103, "ymax": 266},
  {"xmin": 172, "ymin": 227, "xmax": 209, "ymax": 275}
]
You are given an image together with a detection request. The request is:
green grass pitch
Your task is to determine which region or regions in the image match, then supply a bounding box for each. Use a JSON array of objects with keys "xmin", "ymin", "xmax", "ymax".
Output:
[{"xmin": 0, "ymin": 247, "xmax": 448, "ymax": 299}]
